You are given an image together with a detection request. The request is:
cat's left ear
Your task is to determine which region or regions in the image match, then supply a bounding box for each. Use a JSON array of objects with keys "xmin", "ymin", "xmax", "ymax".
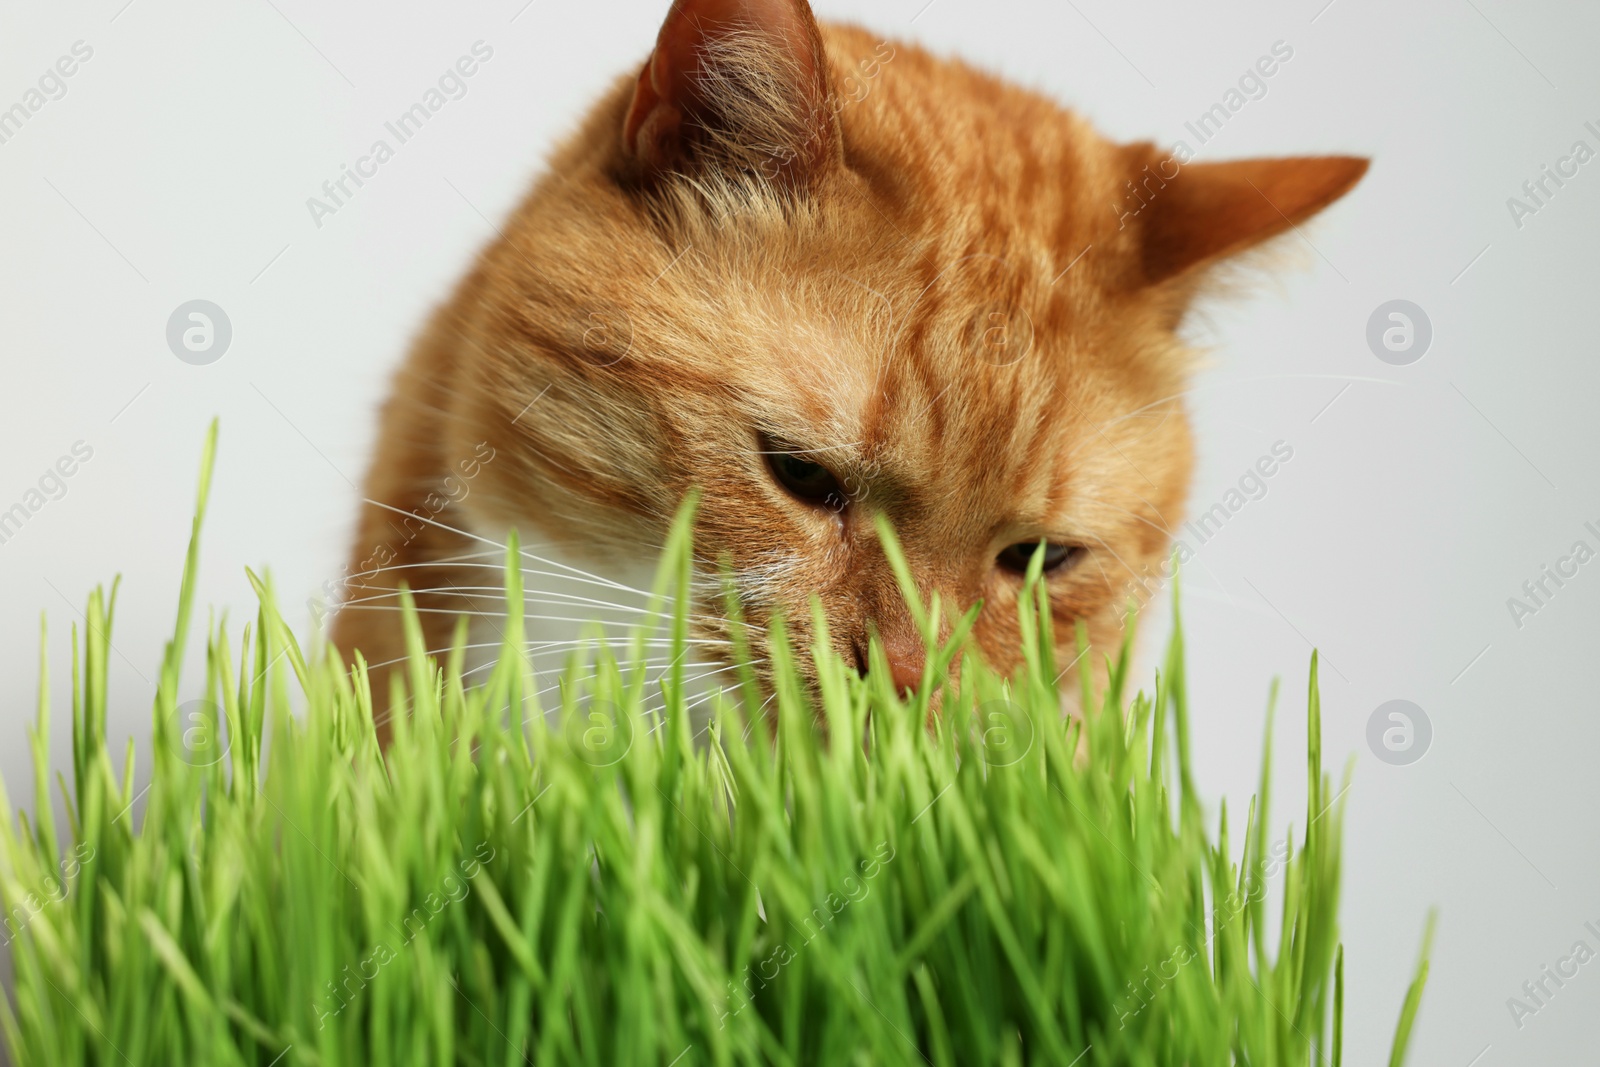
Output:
[
  {"xmin": 1122, "ymin": 147, "xmax": 1369, "ymax": 286},
  {"xmin": 620, "ymin": 0, "xmax": 840, "ymax": 190}
]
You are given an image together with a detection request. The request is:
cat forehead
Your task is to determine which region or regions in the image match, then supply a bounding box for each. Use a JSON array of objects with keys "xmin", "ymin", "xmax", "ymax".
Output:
[
  {"xmin": 735, "ymin": 307, "xmax": 880, "ymax": 440},
  {"xmin": 730, "ymin": 294, "xmax": 1081, "ymax": 460},
  {"xmin": 628, "ymin": 216, "xmax": 1138, "ymax": 462}
]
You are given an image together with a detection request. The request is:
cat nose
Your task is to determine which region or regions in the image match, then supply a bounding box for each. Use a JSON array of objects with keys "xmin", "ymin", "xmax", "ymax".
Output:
[
  {"xmin": 850, "ymin": 631, "xmax": 926, "ymax": 696},
  {"xmin": 882, "ymin": 631, "xmax": 926, "ymax": 696}
]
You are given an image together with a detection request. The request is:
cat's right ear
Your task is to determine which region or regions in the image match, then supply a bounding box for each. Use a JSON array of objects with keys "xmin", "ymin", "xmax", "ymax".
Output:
[
  {"xmin": 620, "ymin": 0, "xmax": 841, "ymax": 191},
  {"xmin": 1119, "ymin": 145, "xmax": 1369, "ymax": 286}
]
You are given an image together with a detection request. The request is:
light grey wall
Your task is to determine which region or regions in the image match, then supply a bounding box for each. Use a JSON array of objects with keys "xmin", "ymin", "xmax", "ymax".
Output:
[{"xmin": 1, "ymin": 1, "xmax": 1595, "ymax": 1063}]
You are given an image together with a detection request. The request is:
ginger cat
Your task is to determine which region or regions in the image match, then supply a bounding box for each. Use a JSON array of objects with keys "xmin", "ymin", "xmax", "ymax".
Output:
[{"xmin": 330, "ymin": 0, "xmax": 1366, "ymax": 736}]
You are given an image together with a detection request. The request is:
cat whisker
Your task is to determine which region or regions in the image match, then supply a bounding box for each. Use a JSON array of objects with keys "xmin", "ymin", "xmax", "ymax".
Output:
[
  {"xmin": 335, "ymin": 603, "xmax": 743, "ymax": 637},
  {"xmin": 1080, "ymin": 531, "xmax": 1230, "ymax": 617},
  {"xmin": 347, "ymin": 559, "xmax": 716, "ymax": 601},
  {"xmin": 341, "ymin": 573, "xmax": 729, "ymax": 618},
  {"xmin": 1077, "ymin": 517, "xmax": 1228, "ymax": 599},
  {"xmin": 726, "ymin": 690, "xmax": 779, "ymax": 744},
  {"xmin": 1064, "ymin": 490, "xmax": 1178, "ymax": 541},
  {"xmin": 1090, "ymin": 373, "xmax": 1394, "ymax": 441},
  {"xmin": 360, "ymin": 500, "xmax": 673, "ymax": 602},
  {"xmin": 1075, "ymin": 533, "xmax": 1138, "ymax": 597},
  {"xmin": 644, "ymin": 665, "xmax": 751, "ymax": 735},
  {"xmin": 361, "ymin": 629, "xmax": 763, "ymax": 735},
  {"xmin": 515, "ymin": 659, "xmax": 746, "ymax": 730},
  {"xmin": 445, "ymin": 655, "xmax": 735, "ymax": 702},
  {"xmin": 343, "ymin": 583, "xmax": 671, "ymax": 613},
  {"xmin": 361, "ymin": 645, "xmax": 699, "ymax": 674}
]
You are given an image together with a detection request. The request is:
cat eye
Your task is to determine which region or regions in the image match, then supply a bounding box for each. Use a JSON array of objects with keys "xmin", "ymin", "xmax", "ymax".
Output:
[
  {"xmin": 997, "ymin": 541, "xmax": 1083, "ymax": 576},
  {"xmin": 762, "ymin": 438, "xmax": 846, "ymax": 510}
]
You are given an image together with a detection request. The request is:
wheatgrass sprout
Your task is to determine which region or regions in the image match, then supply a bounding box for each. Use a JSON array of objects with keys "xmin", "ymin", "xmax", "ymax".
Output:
[{"xmin": 0, "ymin": 424, "xmax": 1432, "ymax": 1065}]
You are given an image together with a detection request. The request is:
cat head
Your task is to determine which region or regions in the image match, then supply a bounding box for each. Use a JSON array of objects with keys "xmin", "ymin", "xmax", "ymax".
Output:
[{"xmin": 445, "ymin": 0, "xmax": 1367, "ymax": 698}]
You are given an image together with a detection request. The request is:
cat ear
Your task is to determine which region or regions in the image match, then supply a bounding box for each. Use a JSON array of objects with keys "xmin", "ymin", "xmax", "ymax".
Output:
[
  {"xmin": 621, "ymin": 0, "xmax": 839, "ymax": 190},
  {"xmin": 1124, "ymin": 149, "xmax": 1368, "ymax": 285}
]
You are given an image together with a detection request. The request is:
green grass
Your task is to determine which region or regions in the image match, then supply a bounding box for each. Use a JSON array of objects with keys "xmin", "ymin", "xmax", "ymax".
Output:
[{"xmin": 0, "ymin": 424, "xmax": 1431, "ymax": 1065}]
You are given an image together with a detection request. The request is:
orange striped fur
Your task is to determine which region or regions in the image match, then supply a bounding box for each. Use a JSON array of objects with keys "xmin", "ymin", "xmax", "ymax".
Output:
[{"xmin": 332, "ymin": 1, "xmax": 1366, "ymax": 736}]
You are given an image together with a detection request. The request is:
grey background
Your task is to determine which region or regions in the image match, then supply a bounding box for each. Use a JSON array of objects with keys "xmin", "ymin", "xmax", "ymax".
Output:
[{"xmin": 2, "ymin": 0, "xmax": 1597, "ymax": 1063}]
